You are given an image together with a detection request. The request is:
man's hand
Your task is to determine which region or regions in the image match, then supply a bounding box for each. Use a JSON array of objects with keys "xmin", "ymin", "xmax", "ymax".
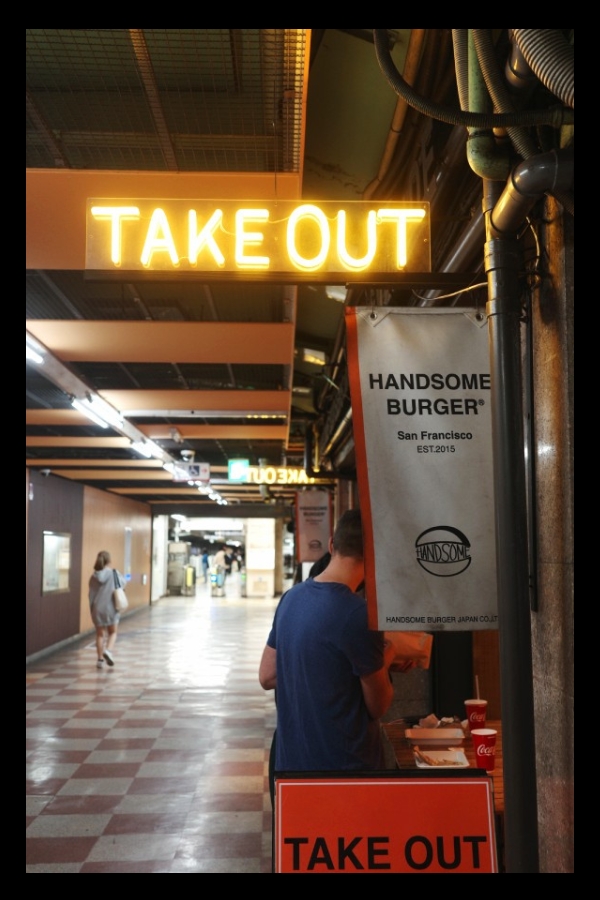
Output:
[
  {"xmin": 383, "ymin": 638, "xmax": 398, "ymax": 669},
  {"xmin": 390, "ymin": 658, "xmax": 418, "ymax": 673}
]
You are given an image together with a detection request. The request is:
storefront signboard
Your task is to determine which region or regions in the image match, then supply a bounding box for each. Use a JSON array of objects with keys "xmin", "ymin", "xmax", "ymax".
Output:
[
  {"xmin": 274, "ymin": 773, "xmax": 498, "ymax": 873},
  {"xmin": 346, "ymin": 307, "xmax": 498, "ymax": 631},
  {"xmin": 86, "ymin": 199, "xmax": 430, "ymax": 280}
]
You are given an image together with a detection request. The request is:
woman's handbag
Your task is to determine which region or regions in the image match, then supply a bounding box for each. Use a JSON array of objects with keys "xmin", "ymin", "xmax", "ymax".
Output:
[{"xmin": 112, "ymin": 569, "xmax": 129, "ymax": 612}]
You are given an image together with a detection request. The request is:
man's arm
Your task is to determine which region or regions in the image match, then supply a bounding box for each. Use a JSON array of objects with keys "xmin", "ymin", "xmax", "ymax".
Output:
[
  {"xmin": 359, "ymin": 639, "xmax": 396, "ymax": 719},
  {"xmin": 259, "ymin": 644, "xmax": 277, "ymax": 690},
  {"xmin": 360, "ymin": 667, "xmax": 394, "ymax": 720}
]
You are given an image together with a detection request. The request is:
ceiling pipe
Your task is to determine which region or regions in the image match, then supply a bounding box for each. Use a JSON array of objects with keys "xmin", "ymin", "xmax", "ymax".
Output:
[
  {"xmin": 370, "ymin": 31, "xmax": 456, "ymax": 202},
  {"xmin": 458, "ymin": 30, "xmax": 512, "ymax": 182},
  {"xmin": 483, "ymin": 176, "xmax": 539, "ymax": 873},
  {"xmin": 363, "ymin": 29, "xmax": 426, "ymax": 199},
  {"xmin": 414, "ymin": 210, "xmax": 485, "ymax": 307},
  {"xmin": 416, "ymin": 33, "xmax": 574, "ymax": 308},
  {"xmin": 373, "ymin": 29, "xmax": 573, "ymax": 130},
  {"xmin": 491, "ymin": 145, "xmax": 574, "ymax": 234},
  {"xmin": 480, "ymin": 138, "xmax": 572, "ymax": 876},
  {"xmin": 471, "ymin": 30, "xmax": 573, "ymax": 214},
  {"xmin": 471, "ymin": 30, "xmax": 537, "ymax": 162},
  {"xmin": 303, "ymin": 420, "xmax": 351, "ymax": 483},
  {"xmin": 511, "ymin": 29, "xmax": 574, "ymax": 109}
]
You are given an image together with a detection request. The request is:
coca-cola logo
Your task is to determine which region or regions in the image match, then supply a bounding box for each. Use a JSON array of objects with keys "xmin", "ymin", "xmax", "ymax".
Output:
[
  {"xmin": 469, "ymin": 711, "xmax": 486, "ymax": 722},
  {"xmin": 476, "ymin": 744, "xmax": 494, "ymax": 757}
]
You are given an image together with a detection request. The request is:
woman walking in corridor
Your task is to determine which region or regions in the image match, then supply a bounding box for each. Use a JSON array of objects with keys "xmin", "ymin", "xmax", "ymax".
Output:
[{"xmin": 88, "ymin": 550, "xmax": 125, "ymax": 668}]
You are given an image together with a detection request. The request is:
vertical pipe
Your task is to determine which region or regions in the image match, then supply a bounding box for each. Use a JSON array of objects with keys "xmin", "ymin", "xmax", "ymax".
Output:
[{"xmin": 483, "ymin": 180, "xmax": 539, "ymax": 872}]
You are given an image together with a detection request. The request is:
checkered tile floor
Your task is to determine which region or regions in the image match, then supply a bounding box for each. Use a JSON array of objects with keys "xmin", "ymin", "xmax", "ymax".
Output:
[{"xmin": 26, "ymin": 577, "xmax": 280, "ymax": 873}]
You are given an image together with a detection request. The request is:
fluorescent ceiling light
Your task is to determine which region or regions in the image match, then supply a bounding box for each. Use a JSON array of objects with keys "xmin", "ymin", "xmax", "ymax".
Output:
[
  {"xmin": 131, "ymin": 440, "xmax": 152, "ymax": 458},
  {"xmin": 302, "ymin": 348, "xmax": 327, "ymax": 366},
  {"xmin": 122, "ymin": 409, "xmax": 288, "ymax": 419},
  {"xmin": 145, "ymin": 440, "xmax": 165, "ymax": 459},
  {"xmin": 72, "ymin": 398, "xmax": 109, "ymax": 428},
  {"xmin": 26, "ymin": 344, "xmax": 44, "ymax": 364},
  {"xmin": 325, "ymin": 285, "xmax": 347, "ymax": 302},
  {"xmin": 83, "ymin": 396, "xmax": 123, "ymax": 429},
  {"xmin": 71, "ymin": 394, "xmax": 124, "ymax": 429},
  {"xmin": 26, "ymin": 333, "xmax": 46, "ymax": 364},
  {"xmin": 132, "ymin": 439, "xmax": 164, "ymax": 460},
  {"xmin": 79, "ymin": 396, "xmax": 123, "ymax": 429}
]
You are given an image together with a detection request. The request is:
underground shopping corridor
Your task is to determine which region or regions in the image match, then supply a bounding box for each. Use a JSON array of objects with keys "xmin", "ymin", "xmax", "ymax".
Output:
[{"xmin": 26, "ymin": 574, "xmax": 279, "ymax": 873}]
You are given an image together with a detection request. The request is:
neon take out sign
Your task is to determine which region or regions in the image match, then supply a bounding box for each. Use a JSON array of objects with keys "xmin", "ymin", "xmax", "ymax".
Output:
[{"xmin": 86, "ymin": 199, "xmax": 430, "ymax": 280}]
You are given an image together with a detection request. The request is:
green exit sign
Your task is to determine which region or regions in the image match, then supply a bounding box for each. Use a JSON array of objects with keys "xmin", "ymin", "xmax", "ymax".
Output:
[{"xmin": 228, "ymin": 459, "xmax": 250, "ymax": 482}]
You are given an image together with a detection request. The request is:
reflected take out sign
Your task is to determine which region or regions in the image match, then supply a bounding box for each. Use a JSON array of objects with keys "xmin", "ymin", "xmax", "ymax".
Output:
[{"xmin": 85, "ymin": 199, "xmax": 431, "ymax": 280}]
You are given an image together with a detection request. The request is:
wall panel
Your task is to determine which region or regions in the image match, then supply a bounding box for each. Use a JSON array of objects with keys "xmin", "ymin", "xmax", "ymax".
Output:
[
  {"xmin": 26, "ymin": 469, "xmax": 152, "ymax": 659},
  {"xmin": 81, "ymin": 487, "xmax": 152, "ymax": 632},
  {"xmin": 26, "ymin": 470, "xmax": 84, "ymax": 657}
]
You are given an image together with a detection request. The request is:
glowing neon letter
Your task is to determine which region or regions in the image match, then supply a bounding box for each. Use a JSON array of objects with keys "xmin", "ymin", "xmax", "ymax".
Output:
[
  {"xmin": 141, "ymin": 208, "xmax": 179, "ymax": 267},
  {"xmin": 235, "ymin": 209, "xmax": 270, "ymax": 268},
  {"xmin": 90, "ymin": 206, "xmax": 140, "ymax": 266},
  {"xmin": 287, "ymin": 204, "xmax": 330, "ymax": 271},
  {"xmin": 188, "ymin": 209, "xmax": 225, "ymax": 266},
  {"xmin": 376, "ymin": 208, "xmax": 426, "ymax": 268},
  {"xmin": 336, "ymin": 209, "xmax": 377, "ymax": 270}
]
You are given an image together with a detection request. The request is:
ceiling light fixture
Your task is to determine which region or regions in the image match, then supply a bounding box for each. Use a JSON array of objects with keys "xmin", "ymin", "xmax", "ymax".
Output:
[
  {"xmin": 131, "ymin": 440, "xmax": 153, "ymax": 458},
  {"xmin": 26, "ymin": 333, "xmax": 46, "ymax": 364},
  {"xmin": 76, "ymin": 395, "xmax": 124, "ymax": 429},
  {"xmin": 71, "ymin": 397, "xmax": 109, "ymax": 428},
  {"xmin": 121, "ymin": 409, "xmax": 288, "ymax": 419},
  {"xmin": 26, "ymin": 344, "xmax": 44, "ymax": 364},
  {"xmin": 71, "ymin": 393, "xmax": 124, "ymax": 430},
  {"xmin": 26, "ymin": 335, "xmax": 180, "ymax": 469},
  {"xmin": 148, "ymin": 440, "xmax": 165, "ymax": 459},
  {"xmin": 302, "ymin": 348, "xmax": 327, "ymax": 366},
  {"xmin": 131, "ymin": 438, "xmax": 165, "ymax": 460},
  {"xmin": 325, "ymin": 285, "xmax": 347, "ymax": 302}
]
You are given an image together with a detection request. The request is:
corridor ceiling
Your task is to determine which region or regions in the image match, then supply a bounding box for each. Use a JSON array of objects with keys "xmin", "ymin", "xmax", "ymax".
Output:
[
  {"xmin": 26, "ymin": 29, "xmax": 573, "ymax": 515},
  {"xmin": 26, "ymin": 28, "xmax": 415, "ymax": 513}
]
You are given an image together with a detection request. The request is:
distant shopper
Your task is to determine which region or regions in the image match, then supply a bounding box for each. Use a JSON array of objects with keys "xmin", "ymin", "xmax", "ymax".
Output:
[
  {"xmin": 88, "ymin": 550, "xmax": 125, "ymax": 668},
  {"xmin": 213, "ymin": 545, "xmax": 228, "ymax": 582},
  {"xmin": 201, "ymin": 550, "xmax": 210, "ymax": 583}
]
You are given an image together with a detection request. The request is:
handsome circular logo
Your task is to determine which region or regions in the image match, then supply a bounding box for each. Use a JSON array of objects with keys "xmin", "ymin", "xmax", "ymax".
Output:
[{"xmin": 415, "ymin": 525, "xmax": 472, "ymax": 577}]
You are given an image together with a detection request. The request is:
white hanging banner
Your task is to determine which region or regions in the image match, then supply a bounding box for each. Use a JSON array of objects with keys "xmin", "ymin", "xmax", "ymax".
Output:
[
  {"xmin": 295, "ymin": 490, "xmax": 332, "ymax": 563},
  {"xmin": 346, "ymin": 307, "xmax": 498, "ymax": 632}
]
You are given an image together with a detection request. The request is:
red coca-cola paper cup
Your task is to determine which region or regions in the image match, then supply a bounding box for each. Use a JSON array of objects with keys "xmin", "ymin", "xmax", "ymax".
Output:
[
  {"xmin": 471, "ymin": 728, "xmax": 497, "ymax": 771},
  {"xmin": 464, "ymin": 698, "xmax": 488, "ymax": 729}
]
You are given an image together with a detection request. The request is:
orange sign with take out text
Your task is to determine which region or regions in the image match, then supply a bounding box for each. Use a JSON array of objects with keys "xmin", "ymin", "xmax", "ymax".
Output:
[{"xmin": 275, "ymin": 773, "xmax": 498, "ymax": 874}]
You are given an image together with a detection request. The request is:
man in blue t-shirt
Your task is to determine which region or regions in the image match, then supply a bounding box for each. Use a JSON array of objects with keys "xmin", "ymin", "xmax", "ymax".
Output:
[{"xmin": 259, "ymin": 509, "xmax": 396, "ymax": 772}]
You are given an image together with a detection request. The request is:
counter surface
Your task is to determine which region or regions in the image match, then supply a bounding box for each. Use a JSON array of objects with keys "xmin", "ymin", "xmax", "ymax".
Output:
[{"xmin": 382, "ymin": 718, "xmax": 504, "ymax": 816}]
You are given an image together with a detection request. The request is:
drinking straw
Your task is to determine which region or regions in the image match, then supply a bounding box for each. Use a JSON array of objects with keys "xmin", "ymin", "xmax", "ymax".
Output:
[{"xmin": 475, "ymin": 675, "xmax": 480, "ymax": 699}]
